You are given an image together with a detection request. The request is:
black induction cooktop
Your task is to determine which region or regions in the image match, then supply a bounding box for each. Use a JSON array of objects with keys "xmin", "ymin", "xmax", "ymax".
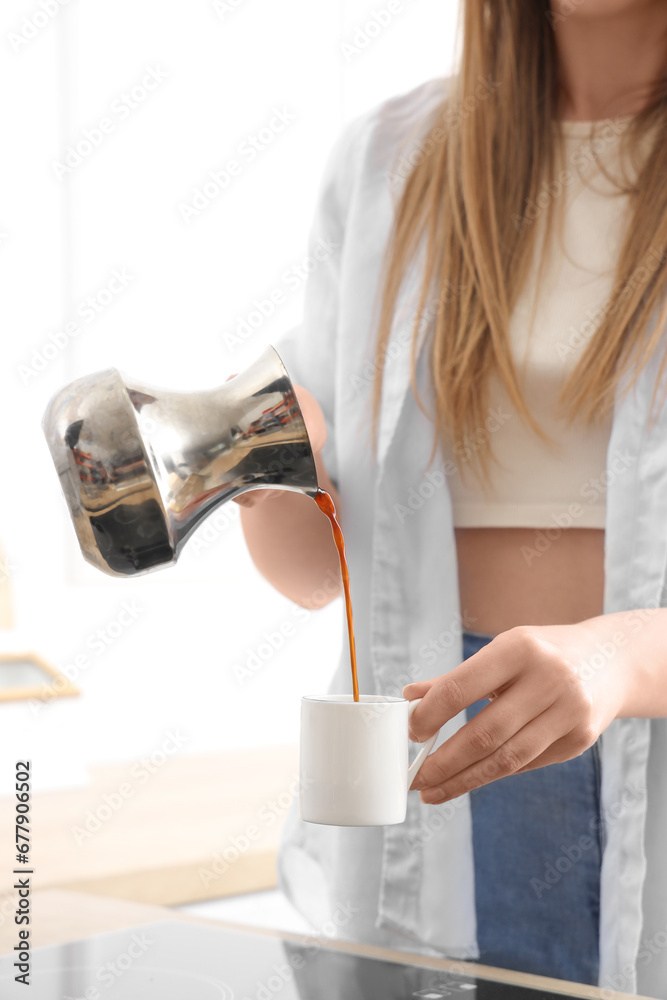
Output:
[{"xmin": 0, "ymin": 920, "xmax": 592, "ymax": 999}]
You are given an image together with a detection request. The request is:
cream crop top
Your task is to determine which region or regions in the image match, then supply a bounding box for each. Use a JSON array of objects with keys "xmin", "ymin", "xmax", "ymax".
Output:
[{"xmin": 443, "ymin": 118, "xmax": 647, "ymax": 529}]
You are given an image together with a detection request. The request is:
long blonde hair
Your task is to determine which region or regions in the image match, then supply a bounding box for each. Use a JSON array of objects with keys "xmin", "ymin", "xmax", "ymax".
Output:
[{"xmin": 373, "ymin": 0, "xmax": 667, "ymax": 487}]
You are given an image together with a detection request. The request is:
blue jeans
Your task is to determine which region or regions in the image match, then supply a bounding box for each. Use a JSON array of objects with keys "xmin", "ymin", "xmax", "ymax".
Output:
[{"xmin": 462, "ymin": 629, "xmax": 603, "ymax": 985}]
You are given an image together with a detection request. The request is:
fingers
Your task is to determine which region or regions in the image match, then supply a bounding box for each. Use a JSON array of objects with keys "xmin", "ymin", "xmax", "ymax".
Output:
[
  {"xmin": 409, "ymin": 676, "xmax": 553, "ymax": 791},
  {"xmin": 403, "ymin": 680, "xmax": 434, "ymax": 721},
  {"xmin": 514, "ymin": 731, "xmax": 598, "ymax": 774},
  {"xmin": 233, "ymin": 495, "xmax": 258, "ymax": 508},
  {"xmin": 404, "ymin": 634, "xmax": 518, "ymax": 741},
  {"xmin": 416, "ymin": 706, "xmax": 566, "ymax": 804}
]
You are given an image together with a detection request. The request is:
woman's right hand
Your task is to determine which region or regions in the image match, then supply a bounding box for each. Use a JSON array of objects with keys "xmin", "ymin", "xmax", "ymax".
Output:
[{"xmin": 233, "ymin": 382, "xmax": 327, "ymax": 508}]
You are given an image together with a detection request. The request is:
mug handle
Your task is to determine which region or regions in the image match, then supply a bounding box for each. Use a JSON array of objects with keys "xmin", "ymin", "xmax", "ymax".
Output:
[{"xmin": 407, "ymin": 698, "xmax": 439, "ymax": 787}]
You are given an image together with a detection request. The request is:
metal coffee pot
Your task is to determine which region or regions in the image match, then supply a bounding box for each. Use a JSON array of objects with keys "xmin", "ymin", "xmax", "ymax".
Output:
[{"xmin": 41, "ymin": 346, "xmax": 319, "ymax": 577}]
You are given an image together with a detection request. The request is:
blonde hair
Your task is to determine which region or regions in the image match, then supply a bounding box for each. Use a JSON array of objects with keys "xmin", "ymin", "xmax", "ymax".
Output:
[{"xmin": 373, "ymin": 0, "xmax": 667, "ymax": 487}]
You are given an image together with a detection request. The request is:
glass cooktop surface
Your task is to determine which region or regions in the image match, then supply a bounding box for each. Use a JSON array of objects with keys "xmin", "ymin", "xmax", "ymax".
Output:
[{"xmin": 0, "ymin": 920, "xmax": 590, "ymax": 999}]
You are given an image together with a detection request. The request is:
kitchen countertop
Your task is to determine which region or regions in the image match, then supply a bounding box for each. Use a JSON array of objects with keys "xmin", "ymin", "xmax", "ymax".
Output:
[
  {"xmin": 0, "ymin": 889, "xmax": 651, "ymax": 999},
  {"xmin": 0, "ymin": 747, "xmax": 299, "ymax": 904},
  {"xmin": 0, "ymin": 756, "xmax": 654, "ymax": 1000}
]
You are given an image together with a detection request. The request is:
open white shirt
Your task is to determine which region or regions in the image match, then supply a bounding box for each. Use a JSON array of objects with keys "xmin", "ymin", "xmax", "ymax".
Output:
[{"xmin": 276, "ymin": 77, "xmax": 667, "ymax": 997}]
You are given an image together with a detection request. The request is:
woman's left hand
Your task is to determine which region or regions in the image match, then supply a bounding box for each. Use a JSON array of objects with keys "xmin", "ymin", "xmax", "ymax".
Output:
[{"xmin": 403, "ymin": 621, "xmax": 632, "ymax": 803}]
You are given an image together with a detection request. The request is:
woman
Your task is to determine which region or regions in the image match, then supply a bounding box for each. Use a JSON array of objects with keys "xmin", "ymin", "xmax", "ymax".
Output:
[{"xmin": 238, "ymin": 1, "xmax": 667, "ymax": 994}]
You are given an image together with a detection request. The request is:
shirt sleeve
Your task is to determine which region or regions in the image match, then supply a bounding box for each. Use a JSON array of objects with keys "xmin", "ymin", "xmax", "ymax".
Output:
[{"xmin": 276, "ymin": 110, "xmax": 371, "ymax": 491}]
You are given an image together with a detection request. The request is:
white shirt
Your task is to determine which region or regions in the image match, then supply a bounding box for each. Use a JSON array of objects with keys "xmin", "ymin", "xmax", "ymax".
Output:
[{"xmin": 276, "ymin": 77, "xmax": 667, "ymax": 997}]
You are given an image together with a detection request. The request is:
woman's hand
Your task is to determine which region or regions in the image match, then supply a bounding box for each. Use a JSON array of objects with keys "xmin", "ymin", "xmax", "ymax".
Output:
[
  {"xmin": 231, "ymin": 381, "xmax": 327, "ymax": 508},
  {"xmin": 403, "ymin": 620, "xmax": 632, "ymax": 804}
]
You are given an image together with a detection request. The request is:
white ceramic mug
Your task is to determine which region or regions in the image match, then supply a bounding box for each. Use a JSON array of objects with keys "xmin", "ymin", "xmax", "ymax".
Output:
[{"xmin": 299, "ymin": 695, "xmax": 439, "ymax": 826}]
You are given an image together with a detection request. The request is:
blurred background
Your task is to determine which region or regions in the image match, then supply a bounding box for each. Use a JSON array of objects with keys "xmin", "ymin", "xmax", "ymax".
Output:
[
  {"xmin": 1, "ymin": 8, "xmax": 665, "ymax": 991},
  {"xmin": 0, "ymin": 0, "xmax": 463, "ymax": 938},
  {"xmin": 0, "ymin": 0, "xmax": 459, "ymax": 787}
]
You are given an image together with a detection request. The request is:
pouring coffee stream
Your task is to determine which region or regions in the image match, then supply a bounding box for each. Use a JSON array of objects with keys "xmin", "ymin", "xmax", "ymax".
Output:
[{"xmin": 314, "ymin": 489, "xmax": 359, "ymax": 702}]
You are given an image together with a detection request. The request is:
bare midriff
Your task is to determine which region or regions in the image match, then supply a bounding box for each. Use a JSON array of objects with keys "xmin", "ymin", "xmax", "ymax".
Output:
[{"xmin": 455, "ymin": 527, "xmax": 605, "ymax": 636}]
